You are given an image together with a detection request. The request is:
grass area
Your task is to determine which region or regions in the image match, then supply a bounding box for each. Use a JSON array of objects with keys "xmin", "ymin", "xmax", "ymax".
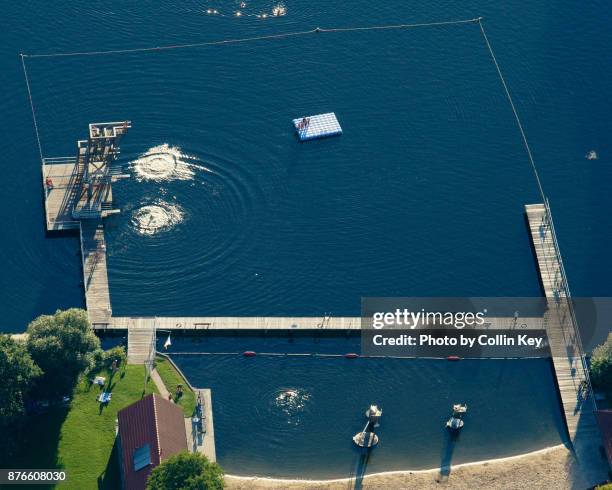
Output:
[
  {"xmin": 9, "ymin": 364, "xmax": 157, "ymax": 490},
  {"xmin": 155, "ymin": 356, "xmax": 196, "ymax": 416}
]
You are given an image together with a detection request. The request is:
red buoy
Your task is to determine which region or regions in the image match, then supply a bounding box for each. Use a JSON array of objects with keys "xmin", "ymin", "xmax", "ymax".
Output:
[
  {"xmin": 243, "ymin": 351, "xmax": 256, "ymax": 357},
  {"xmin": 345, "ymin": 353, "xmax": 359, "ymax": 359},
  {"xmin": 447, "ymin": 355, "xmax": 461, "ymax": 361}
]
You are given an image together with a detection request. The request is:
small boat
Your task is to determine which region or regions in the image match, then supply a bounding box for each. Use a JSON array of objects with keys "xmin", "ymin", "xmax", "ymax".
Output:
[
  {"xmin": 243, "ymin": 351, "xmax": 257, "ymax": 357},
  {"xmin": 344, "ymin": 353, "xmax": 359, "ymax": 359},
  {"xmin": 447, "ymin": 355, "xmax": 461, "ymax": 361}
]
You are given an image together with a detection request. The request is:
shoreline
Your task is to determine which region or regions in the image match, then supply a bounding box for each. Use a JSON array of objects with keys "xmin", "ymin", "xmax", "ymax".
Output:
[
  {"xmin": 226, "ymin": 444, "xmax": 565, "ymax": 483},
  {"xmin": 224, "ymin": 444, "xmax": 595, "ymax": 489}
]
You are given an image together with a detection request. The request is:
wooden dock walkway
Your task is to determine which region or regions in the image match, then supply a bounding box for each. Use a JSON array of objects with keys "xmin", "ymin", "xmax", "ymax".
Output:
[
  {"xmin": 526, "ymin": 203, "xmax": 606, "ymax": 483},
  {"xmin": 105, "ymin": 315, "xmax": 545, "ymax": 331},
  {"xmin": 112, "ymin": 316, "xmax": 361, "ymax": 331},
  {"xmin": 80, "ymin": 220, "xmax": 112, "ymax": 326}
]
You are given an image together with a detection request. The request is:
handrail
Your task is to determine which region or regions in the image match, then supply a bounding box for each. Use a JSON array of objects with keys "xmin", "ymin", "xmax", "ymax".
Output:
[{"xmin": 543, "ymin": 198, "xmax": 597, "ymax": 411}]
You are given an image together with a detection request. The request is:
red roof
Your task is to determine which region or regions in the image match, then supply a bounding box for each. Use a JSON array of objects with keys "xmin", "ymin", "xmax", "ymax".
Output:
[
  {"xmin": 596, "ymin": 409, "xmax": 612, "ymax": 469},
  {"xmin": 118, "ymin": 393, "xmax": 187, "ymax": 490}
]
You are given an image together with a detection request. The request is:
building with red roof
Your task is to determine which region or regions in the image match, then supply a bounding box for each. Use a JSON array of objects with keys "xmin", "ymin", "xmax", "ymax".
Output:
[
  {"xmin": 117, "ymin": 393, "xmax": 188, "ymax": 490},
  {"xmin": 596, "ymin": 409, "xmax": 612, "ymax": 470}
]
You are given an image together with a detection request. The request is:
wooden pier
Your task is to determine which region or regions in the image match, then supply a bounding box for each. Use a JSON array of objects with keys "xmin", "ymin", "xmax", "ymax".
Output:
[
  {"xmin": 80, "ymin": 220, "xmax": 112, "ymax": 326},
  {"xmin": 42, "ymin": 121, "xmax": 130, "ymax": 327},
  {"xmin": 106, "ymin": 315, "xmax": 545, "ymax": 332},
  {"xmin": 526, "ymin": 203, "xmax": 606, "ymax": 483}
]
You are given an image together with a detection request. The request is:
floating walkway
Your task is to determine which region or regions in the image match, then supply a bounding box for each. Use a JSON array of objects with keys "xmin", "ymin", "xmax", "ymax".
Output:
[
  {"xmin": 526, "ymin": 203, "xmax": 606, "ymax": 482},
  {"xmin": 293, "ymin": 112, "xmax": 342, "ymax": 141}
]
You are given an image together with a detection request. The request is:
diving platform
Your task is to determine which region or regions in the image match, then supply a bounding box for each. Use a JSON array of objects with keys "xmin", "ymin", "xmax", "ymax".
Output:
[
  {"xmin": 41, "ymin": 121, "xmax": 131, "ymax": 327},
  {"xmin": 293, "ymin": 112, "xmax": 342, "ymax": 141}
]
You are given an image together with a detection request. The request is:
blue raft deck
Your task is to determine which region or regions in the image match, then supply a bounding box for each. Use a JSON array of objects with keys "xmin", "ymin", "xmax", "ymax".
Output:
[{"xmin": 293, "ymin": 113, "xmax": 342, "ymax": 141}]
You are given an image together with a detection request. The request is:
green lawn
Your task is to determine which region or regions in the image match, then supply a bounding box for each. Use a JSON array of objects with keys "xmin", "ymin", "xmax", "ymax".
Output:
[
  {"xmin": 155, "ymin": 356, "xmax": 196, "ymax": 417},
  {"xmin": 10, "ymin": 364, "xmax": 157, "ymax": 490}
]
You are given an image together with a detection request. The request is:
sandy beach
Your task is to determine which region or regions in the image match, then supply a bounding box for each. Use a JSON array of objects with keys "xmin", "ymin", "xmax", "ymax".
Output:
[{"xmin": 225, "ymin": 445, "xmax": 597, "ymax": 490}]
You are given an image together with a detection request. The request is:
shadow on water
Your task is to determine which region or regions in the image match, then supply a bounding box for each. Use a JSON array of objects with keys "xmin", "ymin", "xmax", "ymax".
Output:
[
  {"xmin": 438, "ymin": 429, "xmax": 457, "ymax": 482},
  {"xmin": 348, "ymin": 449, "xmax": 372, "ymax": 490}
]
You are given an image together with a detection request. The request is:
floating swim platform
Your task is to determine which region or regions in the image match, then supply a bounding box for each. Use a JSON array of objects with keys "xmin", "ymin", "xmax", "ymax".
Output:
[{"xmin": 293, "ymin": 112, "xmax": 342, "ymax": 141}]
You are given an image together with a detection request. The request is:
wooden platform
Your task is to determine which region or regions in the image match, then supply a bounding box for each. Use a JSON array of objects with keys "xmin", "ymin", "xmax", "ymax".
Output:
[
  {"xmin": 526, "ymin": 203, "xmax": 606, "ymax": 483},
  {"xmin": 42, "ymin": 158, "xmax": 81, "ymax": 231}
]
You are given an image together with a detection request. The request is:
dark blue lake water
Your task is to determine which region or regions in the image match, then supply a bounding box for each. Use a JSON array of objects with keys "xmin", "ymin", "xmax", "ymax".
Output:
[
  {"xmin": 3, "ymin": 2, "xmax": 606, "ymax": 477},
  {"xmin": 1, "ymin": 1, "xmax": 611, "ymax": 329},
  {"xmin": 166, "ymin": 335, "xmax": 565, "ymax": 477}
]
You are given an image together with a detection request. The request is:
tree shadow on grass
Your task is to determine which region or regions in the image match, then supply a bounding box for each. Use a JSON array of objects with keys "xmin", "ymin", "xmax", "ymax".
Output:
[
  {"xmin": 4, "ymin": 405, "xmax": 69, "ymax": 490},
  {"xmin": 97, "ymin": 437, "xmax": 121, "ymax": 490}
]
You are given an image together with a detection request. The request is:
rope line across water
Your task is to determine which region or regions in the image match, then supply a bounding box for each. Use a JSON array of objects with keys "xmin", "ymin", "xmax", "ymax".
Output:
[
  {"xmin": 20, "ymin": 54, "xmax": 44, "ymax": 163},
  {"xmin": 21, "ymin": 17, "xmax": 481, "ymax": 58},
  {"xmin": 165, "ymin": 351, "xmax": 547, "ymax": 360}
]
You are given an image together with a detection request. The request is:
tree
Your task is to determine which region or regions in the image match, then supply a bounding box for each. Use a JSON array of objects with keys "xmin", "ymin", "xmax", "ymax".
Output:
[
  {"xmin": 0, "ymin": 335, "xmax": 42, "ymax": 455},
  {"xmin": 26, "ymin": 309, "xmax": 101, "ymax": 398},
  {"xmin": 591, "ymin": 332, "xmax": 612, "ymax": 391},
  {"xmin": 147, "ymin": 452, "xmax": 224, "ymax": 490}
]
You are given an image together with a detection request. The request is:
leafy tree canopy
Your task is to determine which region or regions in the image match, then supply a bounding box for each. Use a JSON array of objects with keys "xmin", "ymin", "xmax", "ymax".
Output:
[
  {"xmin": 26, "ymin": 309, "xmax": 101, "ymax": 398},
  {"xmin": 0, "ymin": 334, "xmax": 42, "ymax": 454},
  {"xmin": 147, "ymin": 452, "xmax": 224, "ymax": 490},
  {"xmin": 591, "ymin": 332, "xmax": 612, "ymax": 391}
]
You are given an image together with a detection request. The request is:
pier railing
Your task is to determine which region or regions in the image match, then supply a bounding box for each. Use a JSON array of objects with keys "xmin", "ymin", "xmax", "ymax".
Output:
[
  {"xmin": 542, "ymin": 198, "xmax": 596, "ymax": 411},
  {"xmin": 78, "ymin": 223, "xmax": 90, "ymax": 313}
]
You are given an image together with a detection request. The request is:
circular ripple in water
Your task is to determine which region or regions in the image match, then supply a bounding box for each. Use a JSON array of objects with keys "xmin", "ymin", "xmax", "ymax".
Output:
[
  {"xmin": 267, "ymin": 387, "xmax": 312, "ymax": 427},
  {"xmin": 131, "ymin": 200, "xmax": 185, "ymax": 236},
  {"xmin": 131, "ymin": 144, "xmax": 199, "ymax": 182}
]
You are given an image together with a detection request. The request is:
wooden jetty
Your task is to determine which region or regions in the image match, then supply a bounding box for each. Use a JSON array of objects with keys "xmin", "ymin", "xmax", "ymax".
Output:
[
  {"xmin": 42, "ymin": 121, "xmax": 130, "ymax": 327},
  {"xmin": 104, "ymin": 315, "xmax": 545, "ymax": 332},
  {"xmin": 526, "ymin": 203, "xmax": 606, "ymax": 482},
  {"xmin": 80, "ymin": 220, "xmax": 112, "ymax": 326}
]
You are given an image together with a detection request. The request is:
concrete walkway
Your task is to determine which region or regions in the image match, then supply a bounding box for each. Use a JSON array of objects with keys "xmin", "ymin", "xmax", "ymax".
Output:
[{"xmin": 150, "ymin": 368, "xmax": 170, "ymax": 399}]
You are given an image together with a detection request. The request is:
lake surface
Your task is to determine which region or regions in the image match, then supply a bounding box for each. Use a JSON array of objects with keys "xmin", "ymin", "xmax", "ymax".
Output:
[
  {"xmin": 1, "ymin": 2, "xmax": 610, "ymax": 328},
  {"xmin": 167, "ymin": 335, "xmax": 566, "ymax": 477},
  {"xmin": 3, "ymin": 2, "xmax": 603, "ymax": 477}
]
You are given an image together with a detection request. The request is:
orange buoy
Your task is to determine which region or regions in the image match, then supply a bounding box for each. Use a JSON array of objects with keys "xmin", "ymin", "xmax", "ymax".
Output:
[
  {"xmin": 243, "ymin": 351, "xmax": 256, "ymax": 357},
  {"xmin": 447, "ymin": 355, "xmax": 461, "ymax": 361}
]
